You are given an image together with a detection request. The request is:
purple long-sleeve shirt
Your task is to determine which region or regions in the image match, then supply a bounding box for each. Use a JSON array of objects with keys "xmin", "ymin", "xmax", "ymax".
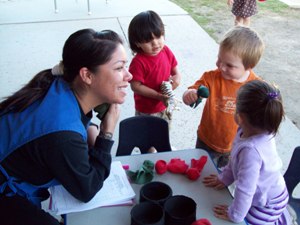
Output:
[{"xmin": 218, "ymin": 128, "xmax": 286, "ymax": 223}]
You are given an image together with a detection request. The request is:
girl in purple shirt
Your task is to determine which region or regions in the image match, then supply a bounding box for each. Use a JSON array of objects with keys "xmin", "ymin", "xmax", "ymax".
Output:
[{"xmin": 203, "ymin": 80, "xmax": 291, "ymax": 224}]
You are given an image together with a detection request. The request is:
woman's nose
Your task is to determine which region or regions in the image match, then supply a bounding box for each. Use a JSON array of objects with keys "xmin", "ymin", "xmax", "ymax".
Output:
[{"xmin": 124, "ymin": 69, "xmax": 133, "ymax": 81}]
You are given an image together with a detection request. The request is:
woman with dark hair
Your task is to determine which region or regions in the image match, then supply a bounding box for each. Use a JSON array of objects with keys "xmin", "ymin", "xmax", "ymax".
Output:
[{"xmin": 0, "ymin": 28, "xmax": 132, "ymax": 225}]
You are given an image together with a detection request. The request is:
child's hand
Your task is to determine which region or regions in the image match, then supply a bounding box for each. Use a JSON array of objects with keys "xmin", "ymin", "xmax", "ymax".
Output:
[
  {"xmin": 157, "ymin": 93, "xmax": 170, "ymax": 106},
  {"xmin": 202, "ymin": 174, "xmax": 225, "ymax": 189},
  {"xmin": 182, "ymin": 89, "xmax": 198, "ymax": 105},
  {"xmin": 213, "ymin": 205, "xmax": 230, "ymax": 221}
]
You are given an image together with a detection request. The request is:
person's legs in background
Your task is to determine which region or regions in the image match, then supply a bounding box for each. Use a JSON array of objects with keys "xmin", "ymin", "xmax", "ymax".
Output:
[
  {"xmin": 235, "ymin": 16, "xmax": 251, "ymax": 26},
  {"xmin": 196, "ymin": 137, "xmax": 230, "ymax": 169}
]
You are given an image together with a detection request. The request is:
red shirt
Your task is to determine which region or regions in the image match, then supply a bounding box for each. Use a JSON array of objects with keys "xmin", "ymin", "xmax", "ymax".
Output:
[{"xmin": 129, "ymin": 45, "xmax": 177, "ymax": 113}]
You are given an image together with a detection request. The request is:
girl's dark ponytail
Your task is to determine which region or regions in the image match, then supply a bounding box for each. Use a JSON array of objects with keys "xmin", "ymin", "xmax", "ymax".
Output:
[{"xmin": 0, "ymin": 69, "xmax": 54, "ymax": 113}]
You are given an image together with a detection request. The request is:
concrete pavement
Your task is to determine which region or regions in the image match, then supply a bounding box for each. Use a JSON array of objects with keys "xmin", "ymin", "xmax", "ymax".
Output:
[
  {"xmin": 1, "ymin": 0, "xmax": 300, "ymax": 176},
  {"xmin": 280, "ymin": 0, "xmax": 300, "ymax": 8}
]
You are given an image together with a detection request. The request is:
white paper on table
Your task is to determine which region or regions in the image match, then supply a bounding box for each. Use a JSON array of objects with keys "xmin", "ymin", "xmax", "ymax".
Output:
[{"xmin": 49, "ymin": 161, "xmax": 136, "ymax": 215}]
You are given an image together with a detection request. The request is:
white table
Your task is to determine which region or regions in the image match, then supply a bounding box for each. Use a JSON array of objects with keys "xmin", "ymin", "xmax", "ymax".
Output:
[{"xmin": 67, "ymin": 149, "xmax": 248, "ymax": 225}]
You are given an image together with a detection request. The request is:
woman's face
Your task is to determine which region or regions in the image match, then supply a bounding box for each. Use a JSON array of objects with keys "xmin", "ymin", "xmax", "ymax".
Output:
[{"xmin": 91, "ymin": 44, "xmax": 132, "ymax": 104}]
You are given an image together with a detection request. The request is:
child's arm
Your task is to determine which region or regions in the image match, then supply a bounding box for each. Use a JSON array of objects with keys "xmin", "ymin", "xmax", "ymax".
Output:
[
  {"xmin": 211, "ymin": 147, "xmax": 262, "ymax": 223},
  {"xmin": 170, "ymin": 66, "xmax": 181, "ymax": 90},
  {"xmin": 203, "ymin": 175, "xmax": 231, "ymax": 222},
  {"xmin": 130, "ymin": 81, "xmax": 169, "ymax": 104},
  {"xmin": 182, "ymin": 89, "xmax": 198, "ymax": 105},
  {"xmin": 182, "ymin": 73, "xmax": 209, "ymax": 106}
]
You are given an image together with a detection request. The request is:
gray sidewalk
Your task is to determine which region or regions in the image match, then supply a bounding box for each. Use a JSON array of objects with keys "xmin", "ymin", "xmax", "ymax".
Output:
[
  {"xmin": 1, "ymin": 0, "xmax": 300, "ymax": 175},
  {"xmin": 280, "ymin": 0, "xmax": 300, "ymax": 8}
]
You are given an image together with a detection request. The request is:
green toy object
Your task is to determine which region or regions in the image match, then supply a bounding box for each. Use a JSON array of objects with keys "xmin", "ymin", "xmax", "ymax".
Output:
[
  {"xmin": 190, "ymin": 86, "xmax": 209, "ymax": 108},
  {"xmin": 126, "ymin": 160, "xmax": 155, "ymax": 184},
  {"xmin": 94, "ymin": 103, "xmax": 110, "ymax": 120}
]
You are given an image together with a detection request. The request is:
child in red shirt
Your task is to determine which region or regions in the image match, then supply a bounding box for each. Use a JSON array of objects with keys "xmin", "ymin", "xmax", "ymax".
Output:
[{"xmin": 128, "ymin": 10, "xmax": 181, "ymax": 124}]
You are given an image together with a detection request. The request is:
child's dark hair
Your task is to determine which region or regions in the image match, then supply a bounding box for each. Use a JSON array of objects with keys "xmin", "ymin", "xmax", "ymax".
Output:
[
  {"xmin": 128, "ymin": 10, "xmax": 165, "ymax": 53},
  {"xmin": 236, "ymin": 80, "xmax": 284, "ymax": 135}
]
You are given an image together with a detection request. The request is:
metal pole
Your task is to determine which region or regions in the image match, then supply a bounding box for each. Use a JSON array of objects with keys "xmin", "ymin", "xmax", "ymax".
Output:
[
  {"xmin": 54, "ymin": 0, "xmax": 58, "ymax": 13},
  {"xmin": 87, "ymin": 0, "xmax": 91, "ymax": 15}
]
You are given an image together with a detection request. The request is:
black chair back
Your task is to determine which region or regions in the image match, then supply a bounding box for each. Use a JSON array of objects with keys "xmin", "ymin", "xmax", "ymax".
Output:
[
  {"xmin": 116, "ymin": 116, "xmax": 172, "ymax": 156},
  {"xmin": 284, "ymin": 146, "xmax": 300, "ymax": 224}
]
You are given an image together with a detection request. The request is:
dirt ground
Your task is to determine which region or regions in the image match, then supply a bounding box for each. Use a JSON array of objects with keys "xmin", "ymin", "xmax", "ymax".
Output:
[{"xmin": 197, "ymin": 4, "xmax": 300, "ymax": 130}]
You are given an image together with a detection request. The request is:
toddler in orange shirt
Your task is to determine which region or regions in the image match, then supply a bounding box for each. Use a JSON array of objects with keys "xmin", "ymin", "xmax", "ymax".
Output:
[{"xmin": 182, "ymin": 26, "xmax": 264, "ymax": 168}]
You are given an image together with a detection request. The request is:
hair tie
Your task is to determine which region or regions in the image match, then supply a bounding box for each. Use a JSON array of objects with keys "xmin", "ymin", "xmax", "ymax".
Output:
[
  {"xmin": 51, "ymin": 61, "xmax": 64, "ymax": 76},
  {"xmin": 267, "ymin": 92, "xmax": 279, "ymax": 100}
]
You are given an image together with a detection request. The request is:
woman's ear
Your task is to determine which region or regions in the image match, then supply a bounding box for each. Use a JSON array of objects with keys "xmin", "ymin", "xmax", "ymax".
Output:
[{"xmin": 79, "ymin": 67, "xmax": 93, "ymax": 85}]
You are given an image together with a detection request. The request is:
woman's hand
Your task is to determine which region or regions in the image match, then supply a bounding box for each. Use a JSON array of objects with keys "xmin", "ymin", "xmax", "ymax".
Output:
[
  {"xmin": 100, "ymin": 103, "xmax": 120, "ymax": 134},
  {"xmin": 202, "ymin": 174, "xmax": 226, "ymax": 190},
  {"xmin": 213, "ymin": 205, "xmax": 230, "ymax": 221}
]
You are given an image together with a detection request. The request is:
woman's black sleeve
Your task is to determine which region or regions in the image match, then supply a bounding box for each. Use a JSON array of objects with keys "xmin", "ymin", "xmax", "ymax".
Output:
[{"xmin": 42, "ymin": 131, "xmax": 113, "ymax": 202}]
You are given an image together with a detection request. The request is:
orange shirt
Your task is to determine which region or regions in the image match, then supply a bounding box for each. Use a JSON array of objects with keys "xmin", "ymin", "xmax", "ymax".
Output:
[{"xmin": 189, "ymin": 69, "xmax": 260, "ymax": 153}]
